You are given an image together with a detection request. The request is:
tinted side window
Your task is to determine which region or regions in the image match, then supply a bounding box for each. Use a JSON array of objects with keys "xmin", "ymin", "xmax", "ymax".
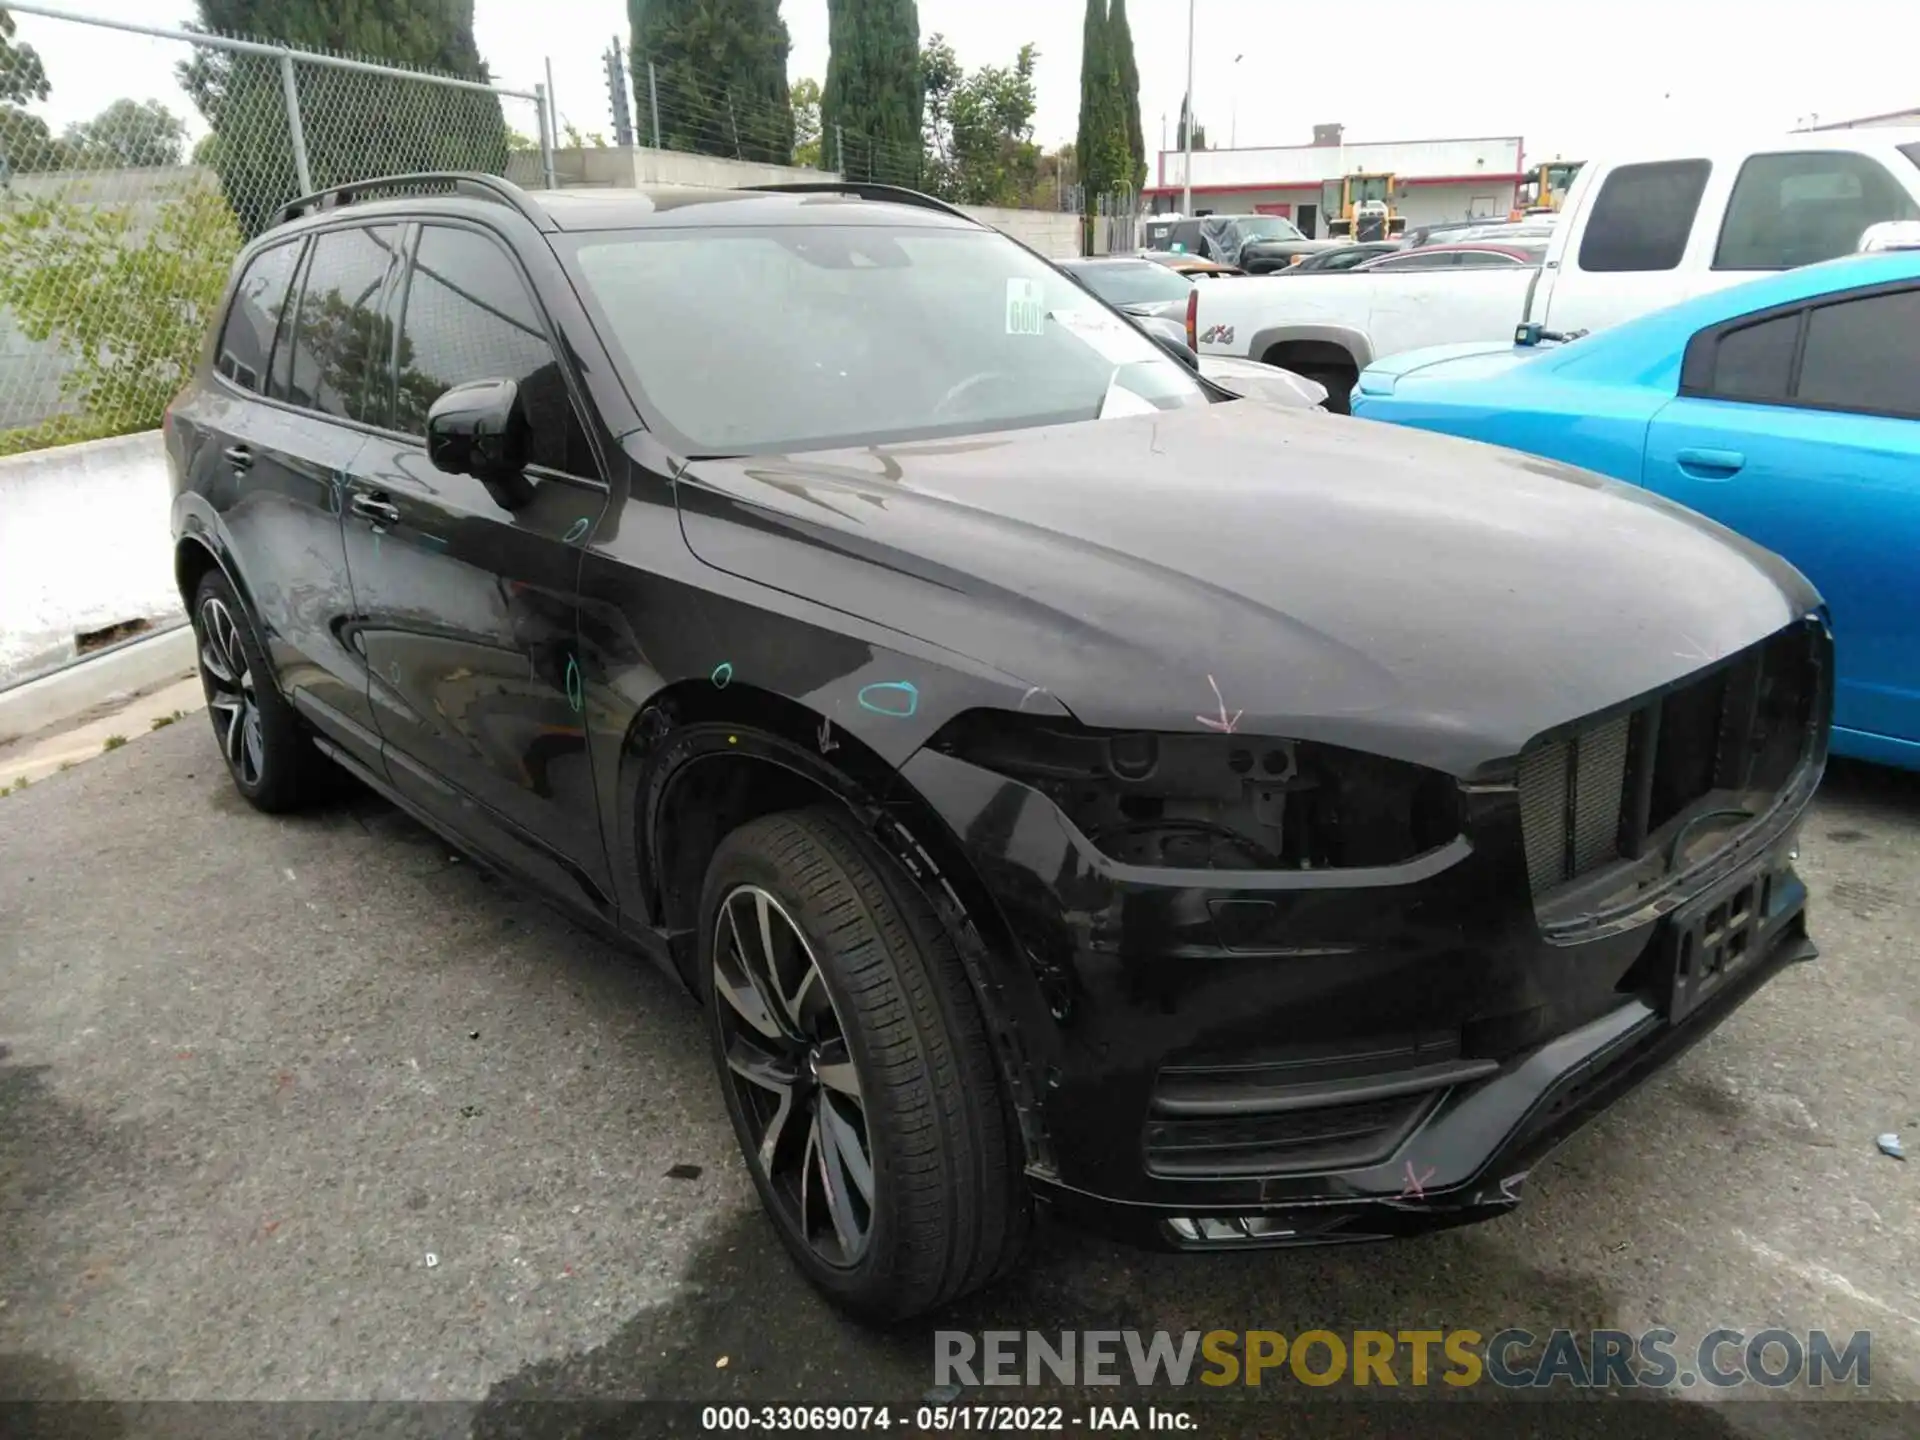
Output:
[
  {"xmin": 1455, "ymin": 250, "xmax": 1522, "ymax": 268},
  {"xmin": 395, "ymin": 225, "xmax": 594, "ymax": 475},
  {"xmin": 1707, "ymin": 313, "xmax": 1801, "ymax": 401},
  {"xmin": 216, "ymin": 240, "xmax": 302, "ymax": 394},
  {"xmin": 1715, "ymin": 151, "xmax": 1920, "ymax": 270},
  {"xmin": 1797, "ymin": 290, "xmax": 1920, "ymax": 418},
  {"xmin": 1375, "ymin": 250, "xmax": 1458, "ymax": 270},
  {"xmin": 285, "ymin": 225, "xmax": 402, "ymax": 422},
  {"xmin": 1577, "ymin": 160, "xmax": 1711, "ymax": 273}
]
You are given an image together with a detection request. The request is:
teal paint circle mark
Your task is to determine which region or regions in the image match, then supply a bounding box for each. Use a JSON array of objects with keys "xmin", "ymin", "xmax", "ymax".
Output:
[
  {"xmin": 711, "ymin": 661, "xmax": 734, "ymax": 689},
  {"xmin": 565, "ymin": 655, "xmax": 583, "ymax": 714},
  {"xmin": 563, "ymin": 517, "xmax": 591, "ymax": 544},
  {"xmin": 857, "ymin": 681, "xmax": 919, "ymax": 718}
]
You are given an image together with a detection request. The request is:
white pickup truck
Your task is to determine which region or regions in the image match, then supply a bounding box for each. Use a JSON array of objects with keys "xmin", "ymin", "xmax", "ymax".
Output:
[{"xmin": 1194, "ymin": 128, "xmax": 1920, "ymax": 411}]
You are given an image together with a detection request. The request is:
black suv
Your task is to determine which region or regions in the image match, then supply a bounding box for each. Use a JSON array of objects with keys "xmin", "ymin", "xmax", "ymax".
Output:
[{"xmin": 169, "ymin": 173, "xmax": 1830, "ymax": 1321}]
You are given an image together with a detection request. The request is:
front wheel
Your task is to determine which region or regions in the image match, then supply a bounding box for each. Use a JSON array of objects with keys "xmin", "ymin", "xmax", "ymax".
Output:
[{"xmin": 700, "ymin": 806, "xmax": 1030, "ymax": 1320}]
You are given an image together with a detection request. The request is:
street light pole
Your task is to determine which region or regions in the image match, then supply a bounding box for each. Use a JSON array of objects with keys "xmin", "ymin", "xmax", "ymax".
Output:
[{"xmin": 1181, "ymin": 0, "xmax": 1195, "ymax": 213}]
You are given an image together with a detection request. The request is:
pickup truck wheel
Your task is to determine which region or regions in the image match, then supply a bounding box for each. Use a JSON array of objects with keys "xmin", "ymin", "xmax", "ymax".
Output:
[{"xmin": 700, "ymin": 805, "xmax": 1031, "ymax": 1320}]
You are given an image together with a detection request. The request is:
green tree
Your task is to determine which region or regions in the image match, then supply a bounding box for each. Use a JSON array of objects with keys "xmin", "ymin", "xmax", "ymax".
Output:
[
  {"xmin": 0, "ymin": 7, "xmax": 70, "ymax": 177},
  {"xmin": 1074, "ymin": 0, "xmax": 1126, "ymax": 214},
  {"xmin": 820, "ymin": 0, "xmax": 920, "ymax": 184},
  {"xmin": 921, "ymin": 35, "xmax": 1039, "ymax": 207},
  {"xmin": 1177, "ymin": 93, "xmax": 1207, "ymax": 152},
  {"xmin": 629, "ymin": 0, "xmax": 792, "ymax": 164},
  {"xmin": 0, "ymin": 180, "xmax": 240, "ymax": 451},
  {"xmin": 791, "ymin": 76, "xmax": 821, "ymax": 168},
  {"xmin": 181, "ymin": 1, "xmax": 509, "ymax": 238},
  {"xmin": 62, "ymin": 99, "xmax": 188, "ymax": 169},
  {"xmin": 1107, "ymin": 0, "xmax": 1144, "ymax": 192}
]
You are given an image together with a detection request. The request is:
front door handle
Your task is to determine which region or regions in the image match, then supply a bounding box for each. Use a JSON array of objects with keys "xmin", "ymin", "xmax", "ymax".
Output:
[
  {"xmin": 350, "ymin": 491, "xmax": 400, "ymax": 527},
  {"xmin": 223, "ymin": 444, "xmax": 253, "ymax": 472},
  {"xmin": 1674, "ymin": 446, "xmax": 1746, "ymax": 478}
]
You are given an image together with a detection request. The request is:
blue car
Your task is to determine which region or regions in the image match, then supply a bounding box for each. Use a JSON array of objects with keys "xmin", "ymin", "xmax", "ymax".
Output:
[{"xmin": 1351, "ymin": 249, "xmax": 1920, "ymax": 770}]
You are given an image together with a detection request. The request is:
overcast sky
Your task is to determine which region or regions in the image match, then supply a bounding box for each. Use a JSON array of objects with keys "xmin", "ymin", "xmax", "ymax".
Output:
[{"xmin": 13, "ymin": 0, "xmax": 1915, "ymax": 166}]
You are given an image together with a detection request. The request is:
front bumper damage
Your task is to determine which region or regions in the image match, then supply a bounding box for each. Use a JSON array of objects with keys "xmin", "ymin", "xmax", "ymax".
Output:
[{"xmin": 895, "ymin": 623, "xmax": 1829, "ymax": 1252}]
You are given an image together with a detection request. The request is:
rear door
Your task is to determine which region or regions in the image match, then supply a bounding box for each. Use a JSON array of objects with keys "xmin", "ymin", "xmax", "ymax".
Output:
[
  {"xmin": 195, "ymin": 226, "xmax": 397, "ymax": 766},
  {"xmin": 1643, "ymin": 283, "xmax": 1920, "ymax": 750},
  {"xmin": 343, "ymin": 220, "xmax": 613, "ymax": 910}
]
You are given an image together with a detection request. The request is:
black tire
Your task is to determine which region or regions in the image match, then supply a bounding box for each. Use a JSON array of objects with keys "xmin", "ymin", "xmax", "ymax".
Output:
[
  {"xmin": 190, "ymin": 569, "xmax": 333, "ymax": 813},
  {"xmin": 700, "ymin": 805, "xmax": 1031, "ymax": 1320}
]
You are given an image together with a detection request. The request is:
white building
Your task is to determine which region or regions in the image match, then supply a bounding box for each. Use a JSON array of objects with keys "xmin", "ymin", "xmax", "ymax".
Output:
[
  {"xmin": 1149, "ymin": 124, "xmax": 1526, "ymax": 238},
  {"xmin": 1800, "ymin": 106, "xmax": 1920, "ymax": 130}
]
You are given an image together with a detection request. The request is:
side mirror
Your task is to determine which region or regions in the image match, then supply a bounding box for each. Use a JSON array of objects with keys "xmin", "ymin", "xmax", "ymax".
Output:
[
  {"xmin": 426, "ymin": 378, "xmax": 535, "ymax": 509},
  {"xmin": 1857, "ymin": 220, "xmax": 1920, "ymax": 253},
  {"xmin": 1134, "ymin": 313, "xmax": 1201, "ymax": 370}
]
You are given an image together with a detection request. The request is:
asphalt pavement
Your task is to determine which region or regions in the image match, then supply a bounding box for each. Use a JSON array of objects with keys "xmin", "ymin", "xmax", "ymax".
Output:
[{"xmin": 1, "ymin": 722, "xmax": 1916, "ymax": 1438}]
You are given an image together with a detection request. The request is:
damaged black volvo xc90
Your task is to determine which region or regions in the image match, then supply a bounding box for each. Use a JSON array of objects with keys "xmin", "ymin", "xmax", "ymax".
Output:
[{"xmin": 168, "ymin": 174, "xmax": 1830, "ymax": 1320}]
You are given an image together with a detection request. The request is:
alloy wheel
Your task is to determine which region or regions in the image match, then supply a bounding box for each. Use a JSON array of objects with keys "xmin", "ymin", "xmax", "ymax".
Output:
[
  {"xmin": 198, "ymin": 596, "xmax": 264, "ymax": 788},
  {"xmin": 712, "ymin": 884, "xmax": 875, "ymax": 1266}
]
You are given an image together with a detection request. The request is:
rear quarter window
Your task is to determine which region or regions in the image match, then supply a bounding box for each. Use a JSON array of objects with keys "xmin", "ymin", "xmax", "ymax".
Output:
[
  {"xmin": 215, "ymin": 240, "xmax": 302, "ymax": 394},
  {"xmin": 1577, "ymin": 160, "xmax": 1712, "ymax": 273}
]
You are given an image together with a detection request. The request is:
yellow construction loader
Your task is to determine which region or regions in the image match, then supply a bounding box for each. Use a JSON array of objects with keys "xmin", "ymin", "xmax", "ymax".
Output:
[{"xmin": 1324, "ymin": 173, "xmax": 1407, "ymax": 242}]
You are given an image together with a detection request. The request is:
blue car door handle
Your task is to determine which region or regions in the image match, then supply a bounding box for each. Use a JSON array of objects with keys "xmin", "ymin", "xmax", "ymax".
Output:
[{"xmin": 1674, "ymin": 446, "xmax": 1746, "ymax": 478}]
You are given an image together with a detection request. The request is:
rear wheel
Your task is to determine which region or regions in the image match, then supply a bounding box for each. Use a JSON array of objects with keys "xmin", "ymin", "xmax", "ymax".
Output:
[
  {"xmin": 190, "ymin": 570, "xmax": 332, "ymax": 812},
  {"xmin": 700, "ymin": 805, "xmax": 1030, "ymax": 1320}
]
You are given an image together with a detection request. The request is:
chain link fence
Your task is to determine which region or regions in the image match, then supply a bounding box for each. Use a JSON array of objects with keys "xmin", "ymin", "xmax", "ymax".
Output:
[{"xmin": 0, "ymin": 2, "xmax": 548, "ymax": 455}]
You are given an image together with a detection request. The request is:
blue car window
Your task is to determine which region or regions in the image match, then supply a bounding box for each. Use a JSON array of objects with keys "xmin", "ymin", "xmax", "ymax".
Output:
[
  {"xmin": 1796, "ymin": 289, "xmax": 1920, "ymax": 419},
  {"xmin": 1708, "ymin": 313, "xmax": 1801, "ymax": 401}
]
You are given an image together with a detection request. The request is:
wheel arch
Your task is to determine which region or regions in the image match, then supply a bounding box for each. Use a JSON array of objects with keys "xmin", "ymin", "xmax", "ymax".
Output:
[
  {"xmin": 621, "ymin": 679, "xmax": 1055, "ymax": 1169},
  {"xmin": 1249, "ymin": 322, "xmax": 1375, "ymax": 374}
]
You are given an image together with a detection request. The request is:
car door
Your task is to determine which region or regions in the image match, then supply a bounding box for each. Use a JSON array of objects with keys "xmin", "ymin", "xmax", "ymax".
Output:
[
  {"xmin": 195, "ymin": 226, "xmax": 397, "ymax": 767},
  {"xmin": 342, "ymin": 219, "xmax": 613, "ymax": 911},
  {"xmin": 1643, "ymin": 283, "xmax": 1920, "ymax": 752}
]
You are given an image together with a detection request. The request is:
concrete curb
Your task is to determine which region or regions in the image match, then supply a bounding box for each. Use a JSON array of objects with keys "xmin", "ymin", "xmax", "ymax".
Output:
[{"xmin": 0, "ymin": 623, "xmax": 197, "ymax": 745}]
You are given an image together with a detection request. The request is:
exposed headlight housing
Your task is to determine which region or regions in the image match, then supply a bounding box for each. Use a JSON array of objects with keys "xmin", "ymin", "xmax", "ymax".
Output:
[{"xmin": 929, "ymin": 712, "xmax": 1459, "ymax": 871}]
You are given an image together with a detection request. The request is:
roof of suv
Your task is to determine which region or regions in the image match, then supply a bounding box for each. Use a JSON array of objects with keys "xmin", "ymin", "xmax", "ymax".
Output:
[{"xmin": 264, "ymin": 173, "xmax": 984, "ymax": 239}]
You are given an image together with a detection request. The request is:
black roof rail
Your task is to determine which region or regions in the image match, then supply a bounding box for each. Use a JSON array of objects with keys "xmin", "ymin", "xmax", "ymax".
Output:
[
  {"xmin": 271, "ymin": 172, "xmax": 554, "ymax": 232},
  {"xmin": 737, "ymin": 180, "xmax": 980, "ymax": 225}
]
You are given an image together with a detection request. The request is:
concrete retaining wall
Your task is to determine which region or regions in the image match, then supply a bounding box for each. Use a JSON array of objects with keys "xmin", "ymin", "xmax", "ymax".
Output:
[
  {"xmin": 0, "ymin": 430, "xmax": 180, "ymax": 689},
  {"xmin": 961, "ymin": 205, "xmax": 1081, "ymax": 258}
]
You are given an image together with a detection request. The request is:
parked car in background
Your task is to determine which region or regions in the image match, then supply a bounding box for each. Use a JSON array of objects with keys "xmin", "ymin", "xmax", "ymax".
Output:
[
  {"xmin": 1143, "ymin": 212, "xmax": 1338, "ymax": 272},
  {"xmin": 1056, "ymin": 256, "xmax": 1198, "ymax": 317},
  {"xmin": 1352, "ymin": 237, "xmax": 1920, "ymax": 769},
  {"xmin": 1401, "ymin": 219, "xmax": 1556, "ymax": 249},
  {"xmin": 1059, "ymin": 258, "xmax": 1326, "ymax": 409},
  {"xmin": 1195, "ymin": 129, "xmax": 1920, "ymax": 412},
  {"xmin": 1352, "ymin": 241, "xmax": 1548, "ymax": 271},
  {"xmin": 171, "ymin": 173, "xmax": 1828, "ymax": 1321},
  {"xmin": 1283, "ymin": 241, "xmax": 1401, "ymax": 273},
  {"xmin": 1145, "ymin": 252, "xmax": 1248, "ymax": 279}
]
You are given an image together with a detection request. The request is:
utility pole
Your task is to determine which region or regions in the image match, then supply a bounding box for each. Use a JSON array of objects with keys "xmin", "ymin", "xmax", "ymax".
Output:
[
  {"xmin": 1181, "ymin": 0, "xmax": 1196, "ymax": 214},
  {"xmin": 603, "ymin": 38, "xmax": 635, "ymax": 147}
]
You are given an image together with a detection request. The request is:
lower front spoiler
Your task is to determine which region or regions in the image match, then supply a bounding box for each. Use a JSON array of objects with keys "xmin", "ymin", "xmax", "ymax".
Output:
[{"xmin": 1031, "ymin": 910, "xmax": 1818, "ymax": 1253}]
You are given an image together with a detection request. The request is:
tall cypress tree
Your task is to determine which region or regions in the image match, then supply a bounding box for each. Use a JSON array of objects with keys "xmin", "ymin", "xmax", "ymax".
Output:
[
  {"xmin": 630, "ymin": 0, "xmax": 792, "ymax": 164},
  {"xmin": 820, "ymin": 0, "xmax": 921, "ymax": 185},
  {"xmin": 1075, "ymin": 0, "xmax": 1125, "ymax": 214},
  {"xmin": 183, "ymin": 0, "xmax": 508, "ymax": 237},
  {"xmin": 1107, "ymin": 0, "xmax": 1144, "ymax": 193}
]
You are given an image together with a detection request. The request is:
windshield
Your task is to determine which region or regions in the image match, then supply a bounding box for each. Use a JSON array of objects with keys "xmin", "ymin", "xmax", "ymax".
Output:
[
  {"xmin": 1236, "ymin": 215, "xmax": 1304, "ymax": 242},
  {"xmin": 1066, "ymin": 260, "xmax": 1195, "ymax": 306},
  {"xmin": 568, "ymin": 225, "xmax": 1206, "ymax": 455}
]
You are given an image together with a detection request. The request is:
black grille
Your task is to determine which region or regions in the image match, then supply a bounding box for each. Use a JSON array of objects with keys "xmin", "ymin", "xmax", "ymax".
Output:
[{"xmin": 1516, "ymin": 621, "xmax": 1823, "ymax": 901}]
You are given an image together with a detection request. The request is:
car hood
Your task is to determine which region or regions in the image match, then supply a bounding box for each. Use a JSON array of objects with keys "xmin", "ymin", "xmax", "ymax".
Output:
[
  {"xmin": 1198, "ymin": 356, "xmax": 1328, "ymax": 408},
  {"xmin": 1355, "ymin": 340, "xmax": 1546, "ymax": 398},
  {"xmin": 672, "ymin": 403, "xmax": 1815, "ymax": 776}
]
